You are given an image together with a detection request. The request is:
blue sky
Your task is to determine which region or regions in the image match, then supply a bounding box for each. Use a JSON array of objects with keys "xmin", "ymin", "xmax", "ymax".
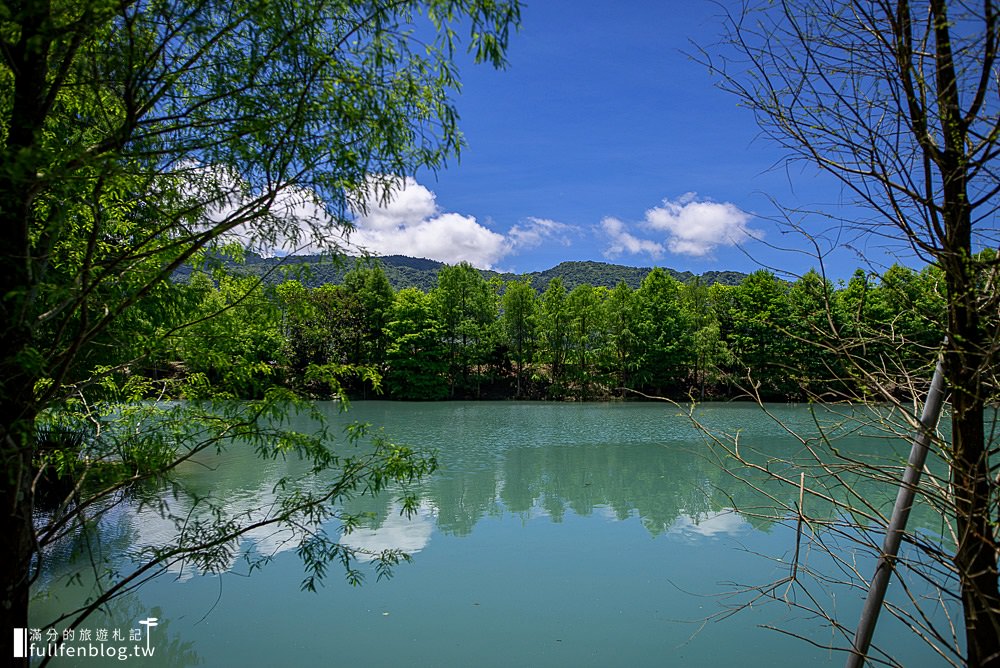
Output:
[{"xmin": 343, "ymin": 1, "xmax": 899, "ymax": 281}]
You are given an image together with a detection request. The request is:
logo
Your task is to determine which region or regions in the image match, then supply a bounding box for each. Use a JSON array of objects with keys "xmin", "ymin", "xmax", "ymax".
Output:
[{"xmin": 14, "ymin": 617, "xmax": 159, "ymax": 660}]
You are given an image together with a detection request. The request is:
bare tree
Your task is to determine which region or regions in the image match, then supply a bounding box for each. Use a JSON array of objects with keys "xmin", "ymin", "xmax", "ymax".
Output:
[{"xmin": 698, "ymin": 1, "xmax": 1000, "ymax": 665}]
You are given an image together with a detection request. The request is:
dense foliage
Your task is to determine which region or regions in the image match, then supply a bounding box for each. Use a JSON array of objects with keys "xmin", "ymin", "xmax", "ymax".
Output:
[
  {"xmin": 0, "ymin": 0, "xmax": 520, "ymax": 651},
  {"xmin": 165, "ymin": 260, "xmax": 951, "ymax": 402}
]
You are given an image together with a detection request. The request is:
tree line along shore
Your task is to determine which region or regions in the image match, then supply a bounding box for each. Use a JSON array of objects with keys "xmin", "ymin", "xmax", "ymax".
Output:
[{"xmin": 125, "ymin": 256, "xmax": 960, "ymax": 403}]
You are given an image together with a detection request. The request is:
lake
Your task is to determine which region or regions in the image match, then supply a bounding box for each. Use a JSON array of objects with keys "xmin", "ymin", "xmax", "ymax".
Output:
[{"xmin": 31, "ymin": 401, "xmax": 955, "ymax": 666}]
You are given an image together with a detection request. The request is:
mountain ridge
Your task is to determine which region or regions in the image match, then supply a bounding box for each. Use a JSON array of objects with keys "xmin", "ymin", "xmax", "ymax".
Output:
[{"xmin": 219, "ymin": 253, "xmax": 748, "ymax": 291}]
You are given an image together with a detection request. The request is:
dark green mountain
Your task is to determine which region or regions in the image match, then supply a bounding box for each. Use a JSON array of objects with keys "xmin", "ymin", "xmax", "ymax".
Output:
[
  {"xmin": 510, "ymin": 261, "xmax": 745, "ymax": 291},
  {"xmin": 193, "ymin": 253, "xmax": 746, "ymax": 291}
]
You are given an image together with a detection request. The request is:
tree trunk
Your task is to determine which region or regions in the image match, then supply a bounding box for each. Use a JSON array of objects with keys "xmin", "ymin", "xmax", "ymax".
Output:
[
  {"xmin": 951, "ymin": 396, "xmax": 1000, "ymax": 666},
  {"xmin": 946, "ymin": 276, "xmax": 1000, "ymax": 667},
  {"xmin": 0, "ymin": 175, "xmax": 39, "ymax": 665},
  {"xmin": 0, "ymin": 17, "xmax": 47, "ymax": 651},
  {"xmin": 0, "ymin": 409, "xmax": 35, "ymax": 666},
  {"xmin": 0, "ymin": 183, "xmax": 38, "ymax": 667},
  {"xmin": 940, "ymin": 150, "xmax": 1000, "ymax": 665},
  {"xmin": 929, "ymin": 0, "xmax": 1000, "ymax": 657}
]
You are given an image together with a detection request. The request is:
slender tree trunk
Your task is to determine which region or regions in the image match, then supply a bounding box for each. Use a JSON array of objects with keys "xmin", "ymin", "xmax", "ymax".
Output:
[
  {"xmin": 946, "ymin": 262, "xmax": 1000, "ymax": 667},
  {"xmin": 940, "ymin": 155, "xmax": 1000, "ymax": 666},
  {"xmin": 1, "ymin": 10, "xmax": 50, "ymax": 656},
  {"xmin": 950, "ymin": 394, "xmax": 1000, "ymax": 666},
  {"xmin": 0, "ymin": 405, "xmax": 35, "ymax": 666},
  {"xmin": 515, "ymin": 358, "xmax": 522, "ymax": 398},
  {"xmin": 0, "ymin": 186, "xmax": 38, "ymax": 666},
  {"xmin": 927, "ymin": 0, "xmax": 1000, "ymax": 658}
]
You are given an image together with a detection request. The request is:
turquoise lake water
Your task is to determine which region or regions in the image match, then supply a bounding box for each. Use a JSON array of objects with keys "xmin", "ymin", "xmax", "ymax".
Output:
[{"xmin": 30, "ymin": 401, "xmax": 956, "ymax": 666}]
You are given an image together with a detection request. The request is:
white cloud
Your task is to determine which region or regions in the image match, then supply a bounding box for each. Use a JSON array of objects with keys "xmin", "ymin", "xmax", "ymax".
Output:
[
  {"xmin": 360, "ymin": 211, "xmax": 509, "ymax": 267},
  {"xmin": 353, "ymin": 177, "xmax": 438, "ymax": 231},
  {"xmin": 600, "ymin": 193, "xmax": 761, "ymax": 260},
  {"xmin": 601, "ymin": 216, "xmax": 664, "ymax": 259},
  {"xmin": 179, "ymin": 161, "xmax": 348, "ymax": 256},
  {"xmin": 264, "ymin": 186, "xmax": 346, "ymax": 254},
  {"xmin": 187, "ymin": 170, "xmax": 587, "ymax": 268},
  {"xmin": 643, "ymin": 193, "xmax": 759, "ymax": 257},
  {"xmin": 346, "ymin": 178, "xmax": 584, "ymax": 269},
  {"xmin": 507, "ymin": 217, "xmax": 579, "ymax": 250},
  {"xmin": 346, "ymin": 176, "xmax": 510, "ymax": 268}
]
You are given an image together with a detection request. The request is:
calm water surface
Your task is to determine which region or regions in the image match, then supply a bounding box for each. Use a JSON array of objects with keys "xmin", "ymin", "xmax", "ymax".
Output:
[{"xmin": 32, "ymin": 402, "xmax": 951, "ymax": 666}]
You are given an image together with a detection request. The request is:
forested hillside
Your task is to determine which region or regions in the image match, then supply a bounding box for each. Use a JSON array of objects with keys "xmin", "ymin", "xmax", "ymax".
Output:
[
  {"xmin": 513, "ymin": 261, "xmax": 745, "ymax": 291},
  {"xmin": 192, "ymin": 253, "xmax": 748, "ymax": 292},
  {"xmin": 151, "ymin": 257, "xmax": 955, "ymax": 403}
]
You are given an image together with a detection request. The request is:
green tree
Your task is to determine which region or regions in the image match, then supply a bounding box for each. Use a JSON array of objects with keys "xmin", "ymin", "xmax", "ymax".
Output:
[
  {"xmin": 874, "ymin": 264, "xmax": 947, "ymax": 371},
  {"xmin": 681, "ymin": 278, "xmax": 729, "ymax": 399},
  {"xmin": 501, "ymin": 279, "xmax": 538, "ymax": 398},
  {"xmin": 275, "ymin": 280, "xmax": 375, "ymax": 396},
  {"xmin": 537, "ymin": 278, "xmax": 572, "ymax": 396},
  {"xmin": 433, "ymin": 262, "xmax": 497, "ymax": 397},
  {"xmin": 601, "ymin": 282, "xmax": 640, "ymax": 396},
  {"xmin": 634, "ymin": 268, "xmax": 691, "ymax": 395},
  {"xmin": 0, "ymin": 0, "xmax": 520, "ymax": 655},
  {"xmin": 178, "ymin": 272, "xmax": 285, "ymax": 398},
  {"xmin": 343, "ymin": 265, "xmax": 396, "ymax": 385},
  {"xmin": 566, "ymin": 284, "xmax": 606, "ymax": 399},
  {"xmin": 715, "ymin": 269, "xmax": 792, "ymax": 398},
  {"xmin": 385, "ymin": 288, "xmax": 449, "ymax": 400},
  {"xmin": 276, "ymin": 279, "xmax": 318, "ymax": 370},
  {"xmin": 831, "ymin": 264, "xmax": 948, "ymax": 400},
  {"xmin": 783, "ymin": 270, "xmax": 844, "ymax": 398}
]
